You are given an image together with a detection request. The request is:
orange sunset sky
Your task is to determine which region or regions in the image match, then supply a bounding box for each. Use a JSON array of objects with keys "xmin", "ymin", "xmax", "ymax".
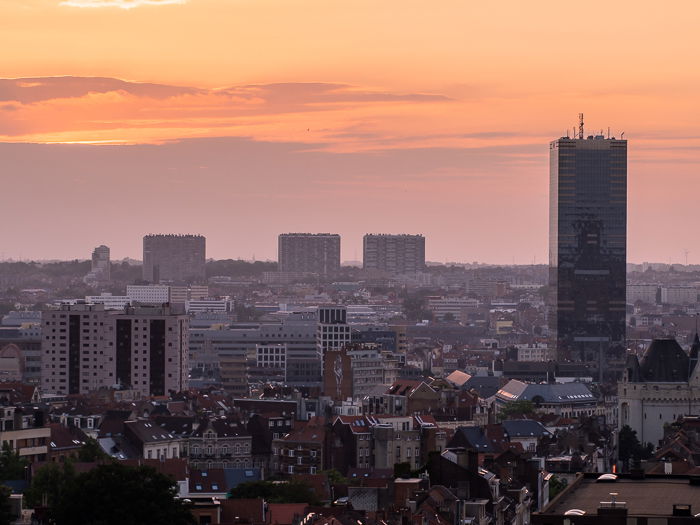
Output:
[{"xmin": 2, "ymin": 0, "xmax": 700, "ymax": 263}]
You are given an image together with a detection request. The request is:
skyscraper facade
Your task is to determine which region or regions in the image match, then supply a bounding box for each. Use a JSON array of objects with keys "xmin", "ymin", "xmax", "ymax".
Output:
[
  {"xmin": 142, "ymin": 234, "xmax": 206, "ymax": 283},
  {"xmin": 363, "ymin": 234, "xmax": 425, "ymax": 274},
  {"xmin": 277, "ymin": 233, "xmax": 340, "ymax": 276},
  {"xmin": 549, "ymin": 128, "xmax": 627, "ymax": 380}
]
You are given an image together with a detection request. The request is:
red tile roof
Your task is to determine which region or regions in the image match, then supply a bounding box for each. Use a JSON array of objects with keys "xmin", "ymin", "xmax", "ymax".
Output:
[{"xmin": 267, "ymin": 503, "xmax": 308, "ymax": 525}]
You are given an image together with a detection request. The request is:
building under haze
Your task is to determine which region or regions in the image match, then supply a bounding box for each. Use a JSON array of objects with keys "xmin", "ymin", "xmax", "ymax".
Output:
[
  {"xmin": 142, "ymin": 234, "xmax": 206, "ymax": 284},
  {"xmin": 363, "ymin": 234, "xmax": 425, "ymax": 274},
  {"xmin": 278, "ymin": 233, "xmax": 340, "ymax": 276},
  {"xmin": 549, "ymin": 120, "xmax": 627, "ymax": 381},
  {"xmin": 84, "ymin": 244, "xmax": 110, "ymax": 284},
  {"xmin": 41, "ymin": 303, "xmax": 188, "ymax": 397}
]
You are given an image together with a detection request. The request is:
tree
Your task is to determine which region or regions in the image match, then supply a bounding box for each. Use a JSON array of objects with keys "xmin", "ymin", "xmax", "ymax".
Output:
[
  {"xmin": 229, "ymin": 480, "xmax": 319, "ymax": 505},
  {"xmin": 549, "ymin": 475, "xmax": 568, "ymax": 499},
  {"xmin": 0, "ymin": 443, "xmax": 27, "ymax": 481},
  {"xmin": 322, "ymin": 469, "xmax": 349, "ymax": 486},
  {"xmin": 393, "ymin": 462, "xmax": 412, "ymax": 479},
  {"xmin": 77, "ymin": 437, "xmax": 107, "ymax": 462},
  {"xmin": 52, "ymin": 463, "xmax": 195, "ymax": 525},
  {"xmin": 618, "ymin": 425, "xmax": 653, "ymax": 470},
  {"xmin": 498, "ymin": 400, "xmax": 535, "ymax": 421},
  {"xmin": 0, "ymin": 485, "xmax": 14, "ymax": 525},
  {"xmin": 24, "ymin": 461, "xmax": 75, "ymax": 514}
]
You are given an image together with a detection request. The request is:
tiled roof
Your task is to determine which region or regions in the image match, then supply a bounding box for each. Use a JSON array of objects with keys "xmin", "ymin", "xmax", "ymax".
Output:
[
  {"xmin": 220, "ymin": 498, "xmax": 265, "ymax": 525},
  {"xmin": 192, "ymin": 417, "xmax": 250, "ymax": 438},
  {"xmin": 125, "ymin": 419, "xmax": 178, "ymax": 443},
  {"xmin": 502, "ymin": 419, "xmax": 551, "ymax": 438},
  {"xmin": 267, "ymin": 503, "xmax": 309, "ymax": 525}
]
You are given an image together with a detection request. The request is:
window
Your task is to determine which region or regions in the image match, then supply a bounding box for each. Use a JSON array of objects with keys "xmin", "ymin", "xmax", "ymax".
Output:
[
  {"xmin": 288, "ymin": 466, "xmax": 294, "ymax": 474},
  {"xmin": 310, "ymin": 466, "xmax": 316, "ymax": 474},
  {"xmin": 288, "ymin": 449, "xmax": 294, "ymax": 457},
  {"xmin": 310, "ymin": 450, "xmax": 317, "ymax": 458}
]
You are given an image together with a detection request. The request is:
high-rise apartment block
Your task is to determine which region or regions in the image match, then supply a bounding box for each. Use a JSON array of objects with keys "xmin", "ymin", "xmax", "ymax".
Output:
[
  {"xmin": 84, "ymin": 245, "xmax": 110, "ymax": 284},
  {"xmin": 278, "ymin": 233, "xmax": 340, "ymax": 276},
  {"xmin": 142, "ymin": 234, "xmax": 206, "ymax": 284},
  {"xmin": 41, "ymin": 303, "xmax": 189, "ymax": 397},
  {"xmin": 549, "ymin": 120, "xmax": 627, "ymax": 380},
  {"xmin": 363, "ymin": 234, "xmax": 425, "ymax": 274}
]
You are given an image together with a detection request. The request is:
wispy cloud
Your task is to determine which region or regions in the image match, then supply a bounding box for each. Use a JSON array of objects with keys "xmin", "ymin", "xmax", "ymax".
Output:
[{"xmin": 59, "ymin": 0, "xmax": 186, "ymax": 9}]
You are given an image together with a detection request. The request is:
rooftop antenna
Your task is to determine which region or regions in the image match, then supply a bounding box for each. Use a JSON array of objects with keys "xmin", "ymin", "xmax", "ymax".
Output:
[
  {"xmin": 684, "ymin": 249, "xmax": 689, "ymax": 266},
  {"xmin": 578, "ymin": 113, "xmax": 584, "ymax": 139}
]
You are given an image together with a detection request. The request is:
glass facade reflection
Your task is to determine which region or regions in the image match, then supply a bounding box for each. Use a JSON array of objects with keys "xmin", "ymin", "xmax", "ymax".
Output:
[{"xmin": 549, "ymin": 135, "xmax": 627, "ymax": 380}]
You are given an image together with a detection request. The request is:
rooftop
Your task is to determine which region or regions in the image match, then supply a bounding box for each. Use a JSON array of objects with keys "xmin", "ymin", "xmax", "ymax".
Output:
[{"xmin": 542, "ymin": 474, "xmax": 700, "ymax": 517}]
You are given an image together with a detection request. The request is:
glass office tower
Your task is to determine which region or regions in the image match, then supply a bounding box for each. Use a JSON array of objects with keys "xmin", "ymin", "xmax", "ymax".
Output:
[{"xmin": 549, "ymin": 130, "xmax": 627, "ymax": 381}]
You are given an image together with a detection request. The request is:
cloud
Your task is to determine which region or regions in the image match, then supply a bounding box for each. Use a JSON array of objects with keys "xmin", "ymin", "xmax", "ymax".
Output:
[
  {"xmin": 59, "ymin": 0, "xmax": 185, "ymax": 8},
  {"xmin": 0, "ymin": 76, "xmax": 455, "ymax": 148},
  {"xmin": 0, "ymin": 77, "xmax": 200, "ymax": 104}
]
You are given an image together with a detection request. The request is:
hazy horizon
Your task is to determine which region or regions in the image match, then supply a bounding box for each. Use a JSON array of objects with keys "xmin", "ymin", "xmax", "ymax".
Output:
[{"xmin": 3, "ymin": 2, "xmax": 700, "ymax": 264}]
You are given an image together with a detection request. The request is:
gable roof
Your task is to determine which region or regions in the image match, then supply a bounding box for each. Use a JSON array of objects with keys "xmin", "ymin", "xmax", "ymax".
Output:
[
  {"xmin": 639, "ymin": 339, "xmax": 690, "ymax": 382},
  {"xmin": 502, "ymin": 419, "xmax": 551, "ymax": 438},
  {"xmin": 193, "ymin": 417, "xmax": 250, "ymax": 438},
  {"xmin": 445, "ymin": 370, "xmax": 472, "ymax": 388}
]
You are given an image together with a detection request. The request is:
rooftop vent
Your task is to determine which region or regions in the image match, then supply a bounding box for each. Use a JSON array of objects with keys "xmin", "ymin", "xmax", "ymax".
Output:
[{"xmin": 596, "ymin": 473, "xmax": 617, "ymax": 482}]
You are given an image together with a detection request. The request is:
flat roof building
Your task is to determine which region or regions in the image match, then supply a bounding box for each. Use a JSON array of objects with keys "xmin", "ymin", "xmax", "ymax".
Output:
[
  {"xmin": 278, "ymin": 233, "xmax": 340, "ymax": 276},
  {"xmin": 142, "ymin": 234, "xmax": 206, "ymax": 284},
  {"xmin": 363, "ymin": 234, "xmax": 425, "ymax": 274}
]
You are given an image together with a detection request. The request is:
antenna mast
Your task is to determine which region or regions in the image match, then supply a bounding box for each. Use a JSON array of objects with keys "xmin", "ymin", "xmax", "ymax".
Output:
[{"xmin": 578, "ymin": 113, "xmax": 584, "ymax": 139}]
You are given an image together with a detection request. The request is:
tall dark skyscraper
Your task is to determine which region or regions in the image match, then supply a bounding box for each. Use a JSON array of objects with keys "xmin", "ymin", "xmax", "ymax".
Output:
[{"xmin": 549, "ymin": 118, "xmax": 627, "ymax": 381}]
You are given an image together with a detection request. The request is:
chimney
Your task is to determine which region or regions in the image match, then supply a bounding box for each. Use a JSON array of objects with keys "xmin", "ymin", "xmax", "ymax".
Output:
[{"xmin": 672, "ymin": 504, "xmax": 692, "ymax": 517}]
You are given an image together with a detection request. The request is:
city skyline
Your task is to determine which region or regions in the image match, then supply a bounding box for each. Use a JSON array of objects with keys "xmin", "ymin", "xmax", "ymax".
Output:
[{"xmin": 3, "ymin": 1, "xmax": 700, "ymax": 264}]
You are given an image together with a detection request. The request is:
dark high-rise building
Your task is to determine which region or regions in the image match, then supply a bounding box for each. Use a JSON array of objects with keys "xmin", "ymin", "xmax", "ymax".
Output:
[
  {"xmin": 549, "ymin": 121, "xmax": 627, "ymax": 381},
  {"xmin": 142, "ymin": 234, "xmax": 206, "ymax": 283},
  {"xmin": 363, "ymin": 234, "xmax": 425, "ymax": 274},
  {"xmin": 278, "ymin": 233, "xmax": 340, "ymax": 276}
]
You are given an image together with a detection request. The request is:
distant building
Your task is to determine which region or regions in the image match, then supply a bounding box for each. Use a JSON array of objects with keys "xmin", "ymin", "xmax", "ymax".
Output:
[
  {"xmin": 41, "ymin": 303, "xmax": 189, "ymax": 397},
  {"xmin": 427, "ymin": 297, "xmax": 480, "ymax": 321},
  {"xmin": 660, "ymin": 286, "xmax": 698, "ymax": 305},
  {"xmin": 85, "ymin": 293, "xmax": 131, "ymax": 309},
  {"xmin": 126, "ymin": 284, "xmax": 170, "ymax": 304},
  {"xmin": 549, "ymin": 123, "xmax": 627, "ymax": 380},
  {"xmin": 363, "ymin": 234, "xmax": 425, "ymax": 274},
  {"xmin": 84, "ymin": 245, "xmax": 110, "ymax": 284},
  {"xmin": 627, "ymin": 284, "xmax": 659, "ymax": 305},
  {"xmin": 496, "ymin": 379, "xmax": 598, "ymax": 419},
  {"xmin": 142, "ymin": 234, "xmax": 206, "ymax": 283},
  {"xmin": 316, "ymin": 306, "xmax": 351, "ymax": 355},
  {"xmin": 278, "ymin": 233, "xmax": 340, "ymax": 276},
  {"xmin": 619, "ymin": 337, "xmax": 700, "ymax": 447}
]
